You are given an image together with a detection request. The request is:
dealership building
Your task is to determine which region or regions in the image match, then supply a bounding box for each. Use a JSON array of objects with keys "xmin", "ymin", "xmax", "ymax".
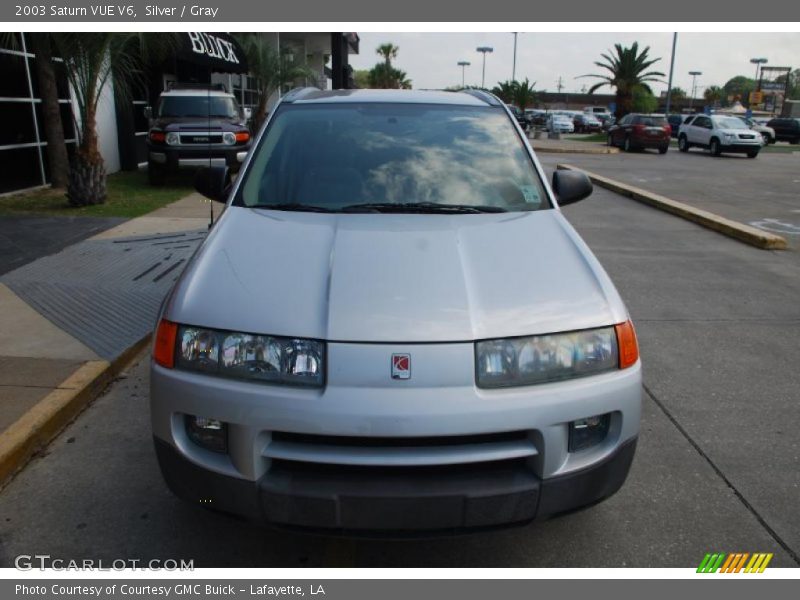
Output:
[{"xmin": 0, "ymin": 32, "xmax": 359, "ymax": 195}]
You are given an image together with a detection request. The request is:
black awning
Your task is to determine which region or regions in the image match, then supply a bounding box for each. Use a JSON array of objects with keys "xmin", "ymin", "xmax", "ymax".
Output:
[{"xmin": 180, "ymin": 32, "xmax": 248, "ymax": 74}]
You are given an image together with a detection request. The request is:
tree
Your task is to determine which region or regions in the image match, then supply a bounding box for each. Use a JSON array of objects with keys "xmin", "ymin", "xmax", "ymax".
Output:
[
  {"xmin": 491, "ymin": 80, "xmax": 517, "ymax": 104},
  {"xmin": 580, "ymin": 42, "xmax": 664, "ymax": 118},
  {"xmin": 512, "ymin": 78, "xmax": 537, "ymax": 110},
  {"xmin": 353, "ymin": 69, "xmax": 371, "ymax": 89},
  {"xmin": 704, "ymin": 85, "xmax": 724, "ymax": 107},
  {"xmin": 236, "ymin": 34, "xmax": 315, "ymax": 131},
  {"xmin": 668, "ymin": 87, "xmax": 687, "ymax": 100},
  {"xmin": 366, "ymin": 44, "xmax": 411, "ymax": 89},
  {"xmin": 723, "ymin": 76, "xmax": 756, "ymax": 104},
  {"xmin": 631, "ymin": 84, "xmax": 658, "ymax": 113}
]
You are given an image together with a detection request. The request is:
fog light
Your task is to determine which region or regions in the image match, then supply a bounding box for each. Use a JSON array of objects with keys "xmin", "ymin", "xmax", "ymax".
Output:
[
  {"xmin": 568, "ymin": 413, "xmax": 610, "ymax": 452},
  {"xmin": 185, "ymin": 415, "xmax": 227, "ymax": 453}
]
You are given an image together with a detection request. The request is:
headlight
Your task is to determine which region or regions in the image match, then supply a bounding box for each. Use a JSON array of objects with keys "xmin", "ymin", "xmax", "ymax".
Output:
[
  {"xmin": 476, "ymin": 327, "xmax": 618, "ymax": 388},
  {"xmin": 222, "ymin": 132, "xmax": 236, "ymax": 145},
  {"xmin": 166, "ymin": 132, "xmax": 180, "ymax": 145},
  {"xmin": 177, "ymin": 326, "xmax": 324, "ymax": 387}
]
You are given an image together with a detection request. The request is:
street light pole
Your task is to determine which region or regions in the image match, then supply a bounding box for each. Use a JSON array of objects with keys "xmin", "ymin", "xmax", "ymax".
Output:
[
  {"xmin": 665, "ymin": 33, "xmax": 677, "ymax": 116},
  {"xmin": 511, "ymin": 33, "xmax": 518, "ymax": 82},
  {"xmin": 689, "ymin": 71, "xmax": 702, "ymax": 110},
  {"xmin": 457, "ymin": 61, "xmax": 470, "ymax": 89},
  {"xmin": 750, "ymin": 57, "xmax": 767, "ymax": 86},
  {"xmin": 476, "ymin": 46, "xmax": 493, "ymax": 89}
]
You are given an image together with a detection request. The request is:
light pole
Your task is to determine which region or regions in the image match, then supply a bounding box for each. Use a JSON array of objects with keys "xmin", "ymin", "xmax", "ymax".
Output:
[
  {"xmin": 457, "ymin": 61, "xmax": 470, "ymax": 89},
  {"xmin": 511, "ymin": 33, "xmax": 518, "ymax": 82},
  {"xmin": 689, "ymin": 71, "xmax": 702, "ymax": 109},
  {"xmin": 665, "ymin": 33, "xmax": 677, "ymax": 116},
  {"xmin": 750, "ymin": 57, "xmax": 768, "ymax": 86},
  {"xmin": 476, "ymin": 46, "xmax": 493, "ymax": 89}
]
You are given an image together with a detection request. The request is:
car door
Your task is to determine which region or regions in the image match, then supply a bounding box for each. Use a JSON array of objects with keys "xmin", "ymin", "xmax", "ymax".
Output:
[
  {"xmin": 612, "ymin": 115, "xmax": 631, "ymax": 144},
  {"xmin": 688, "ymin": 116, "xmax": 711, "ymax": 145}
]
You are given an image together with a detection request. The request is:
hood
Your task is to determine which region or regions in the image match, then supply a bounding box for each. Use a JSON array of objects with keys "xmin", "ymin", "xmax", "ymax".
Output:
[
  {"xmin": 152, "ymin": 117, "xmax": 246, "ymax": 131},
  {"xmin": 166, "ymin": 208, "xmax": 627, "ymax": 343}
]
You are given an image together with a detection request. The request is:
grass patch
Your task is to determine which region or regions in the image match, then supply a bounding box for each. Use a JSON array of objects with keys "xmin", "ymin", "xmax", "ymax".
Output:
[
  {"xmin": 565, "ymin": 133, "xmax": 608, "ymax": 143},
  {"xmin": 0, "ymin": 169, "xmax": 193, "ymax": 218}
]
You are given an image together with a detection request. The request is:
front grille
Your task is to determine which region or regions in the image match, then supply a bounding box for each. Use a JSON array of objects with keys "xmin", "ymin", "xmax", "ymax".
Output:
[
  {"xmin": 263, "ymin": 429, "xmax": 538, "ymax": 468},
  {"xmin": 739, "ymin": 134, "xmax": 756, "ymax": 139},
  {"xmin": 179, "ymin": 134, "xmax": 223, "ymax": 145}
]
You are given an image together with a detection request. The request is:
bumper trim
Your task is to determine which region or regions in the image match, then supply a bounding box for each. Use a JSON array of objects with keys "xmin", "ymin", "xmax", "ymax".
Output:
[{"xmin": 154, "ymin": 435, "xmax": 638, "ymax": 534}]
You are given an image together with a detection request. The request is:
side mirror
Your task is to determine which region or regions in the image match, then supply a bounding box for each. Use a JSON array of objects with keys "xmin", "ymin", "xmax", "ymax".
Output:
[
  {"xmin": 552, "ymin": 170, "xmax": 593, "ymax": 206},
  {"xmin": 243, "ymin": 107, "xmax": 253, "ymax": 120},
  {"xmin": 194, "ymin": 166, "xmax": 230, "ymax": 203},
  {"xmin": 143, "ymin": 105, "xmax": 152, "ymax": 119}
]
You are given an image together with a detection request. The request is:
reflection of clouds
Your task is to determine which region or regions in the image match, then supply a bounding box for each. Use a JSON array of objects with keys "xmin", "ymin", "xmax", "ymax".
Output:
[{"xmin": 345, "ymin": 112, "xmax": 541, "ymax": 208}]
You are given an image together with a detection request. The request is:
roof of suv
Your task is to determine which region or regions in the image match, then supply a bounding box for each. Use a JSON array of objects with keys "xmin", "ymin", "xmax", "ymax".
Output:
[
  {"xmin": 160, "ymin": 89, "xmax": 235, "ymax": 98},
  {"xmin": 282, "ymin": 88, "xmax": 499, "ymax": 107}
]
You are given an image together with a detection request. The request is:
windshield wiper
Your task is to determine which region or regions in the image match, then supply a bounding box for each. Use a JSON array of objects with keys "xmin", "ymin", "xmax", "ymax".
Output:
[
  {"xmin": 250, "ymin": 203, "xmax": 335, "ymax": 213},
  {"xmin": 340, "ymin": 202, "xmax": 507, "ymax": 214}
]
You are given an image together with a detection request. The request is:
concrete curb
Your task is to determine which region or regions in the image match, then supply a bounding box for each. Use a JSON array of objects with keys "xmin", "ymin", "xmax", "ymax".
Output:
[
  {"xmin": 557, "ymin": 163, "xmax": 788, "ymax": 251},
  {"xmin": 0, "ymin": 334, "xmax": 152, "ymax": 490},
  {"xmin": 530, "ymin": 142, "xmax": 620, "ymax": 155}
]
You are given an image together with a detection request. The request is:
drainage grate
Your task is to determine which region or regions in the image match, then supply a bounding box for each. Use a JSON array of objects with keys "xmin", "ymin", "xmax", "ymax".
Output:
[{"xmin": 1, "ymin": 230, "xmax": 205, "ymax": 361}]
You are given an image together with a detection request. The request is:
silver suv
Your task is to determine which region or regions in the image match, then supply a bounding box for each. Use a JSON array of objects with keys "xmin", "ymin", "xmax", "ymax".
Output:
[
  {"xmin": 150, "ymin": 89, "xmax": 642, "ymax": 534},
  {"xmin": 678, "ymin": 114, "xmax": 763, "ymax": 158}
]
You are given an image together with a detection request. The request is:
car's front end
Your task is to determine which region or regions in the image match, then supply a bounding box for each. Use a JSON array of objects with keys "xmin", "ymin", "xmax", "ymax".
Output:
[
  {"xmin": 150, "ymin": 89, "xmax": 642, "ymax": 535},
  {"xmin": 716, "ymin": 128, "xmax": 763, "ymax": 153}
]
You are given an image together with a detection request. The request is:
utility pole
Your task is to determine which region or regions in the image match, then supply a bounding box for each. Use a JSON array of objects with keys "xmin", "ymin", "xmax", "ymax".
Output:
[
  {"xmin": 689, "ymin": 71, "xmax": 702, "ymax": 110},
  {"xmin": 665, "ymin": 33, "xmax": 677, "ymax": 116},
  {"xmin": 476, "ymin": 46, "xmax": 493, "ymax": 88}
]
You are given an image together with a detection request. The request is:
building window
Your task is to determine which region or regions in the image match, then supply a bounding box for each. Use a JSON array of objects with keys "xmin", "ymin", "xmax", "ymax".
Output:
[{"xmin": 0, "ymin": 33, "xmax": 75, "ymax": 195}]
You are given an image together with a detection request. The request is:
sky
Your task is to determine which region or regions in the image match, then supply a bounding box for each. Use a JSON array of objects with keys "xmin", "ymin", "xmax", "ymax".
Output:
[{"xmin": 348, "ymin": 32, "xmax": 800, "ymax": 96}]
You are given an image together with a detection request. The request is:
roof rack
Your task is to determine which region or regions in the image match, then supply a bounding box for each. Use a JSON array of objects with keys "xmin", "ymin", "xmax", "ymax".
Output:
[
  {"xmin": 166, "ymin": 82, "xmax": 229, "ymax": 93},
  {"xmin": 280, "ymin": 87, "xmax": 322, "ymax": 103},
  {"xmin": 461, "ymin": 89, "xmax": 502, "ymax": 106}
]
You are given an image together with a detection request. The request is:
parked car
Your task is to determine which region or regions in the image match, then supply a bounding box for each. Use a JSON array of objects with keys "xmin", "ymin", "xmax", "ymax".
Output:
[
  {"xmin": 766, "ymin": 117, "xmax": 800, "ymax": 144},
  {"xmin": 583, "ymin": 106, "xmax": 612, "ymax": 122},
  {"xmin": 151, "ymin": 88, "xmax": 641, "ymax": 534},
  {"xmin": 601, "ymin": 115, "xmax": 617, "ymax": 131},
  {"xmin": 666, "ymin": 114, "xmax": 689, "ymax": 139},
  {"xmin": 547, "ymin": 113, "xmax": 575, "ymax": 133},
  {"xmin": 573, "ymin": 114, "xmax": 602, "ymax": 133},
  {"xmin": 145, "ymin": 83, "xmax": 252, "ymax": 185},
  {"xmin": 678, "ymin": 114, "xmax": 762, "ymax": 158},
  {"xmin": 506, "ymin": 104, "xmax": 531, "ymax": 131},
  {"xmin": 736, "ymin": 116, "xmax": 775, "ymax": 144},
  {"xmin": 607, "ymin": 113, "xmax": 671, "ymax": 153},
  {"xmin": 525, "ymin": 108, "xmax": 547, "ymax": 127}
]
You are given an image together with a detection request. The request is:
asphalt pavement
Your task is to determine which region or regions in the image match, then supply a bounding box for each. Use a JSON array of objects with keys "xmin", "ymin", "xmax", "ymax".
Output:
[{"xmin": 1, "ymin": 177, "xmax": 798, "ymax": 567}]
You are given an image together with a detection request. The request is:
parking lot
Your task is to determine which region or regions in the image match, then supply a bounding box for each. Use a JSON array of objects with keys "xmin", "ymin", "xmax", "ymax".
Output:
[{"xmin": 0, "ymin": 148, "xmax": 799, "ymax": 568}]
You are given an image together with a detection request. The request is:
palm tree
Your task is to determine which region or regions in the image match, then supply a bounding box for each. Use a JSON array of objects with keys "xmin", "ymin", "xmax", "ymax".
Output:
[
  {"xmin": 512, "ymin": 78, "xmax": 537, "ymax": 110},
  {"xmin": 704, "ymin": 85, "xmax": 724, "ymax": 107},
  {"xmin": 580, "ymin": 42, "xmax": 664, "ymax": 118},
  {"xmin": 51, "ymin": 33, "xmax": 176, "ymax": 206},
  {"xmin": 376, "ymin": 43, "xmax": 399, "ymax": 68},
  {"xmin": 235, "ymin": 34, "xmax": 315, "ymax": 131},
  {"xmin": 491, "ymin": 80, "xmax": 517, "ymax": 104}
]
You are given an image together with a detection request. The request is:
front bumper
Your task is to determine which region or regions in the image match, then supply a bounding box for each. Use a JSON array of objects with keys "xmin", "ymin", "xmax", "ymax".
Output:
[
  {"xmin": 150, "ymin": 343, "xmax": 641, "ymax": 533},
  {"xmin": 148, "ymin": 144, "xmax": 250, "ymax": 171},
  {"xmin": 154, "ymin": 435, "xmax": 637, "ymax": 534},
  {"xmin": 720, "ymin": 142, "xmax": 761, "ymax": 153}
]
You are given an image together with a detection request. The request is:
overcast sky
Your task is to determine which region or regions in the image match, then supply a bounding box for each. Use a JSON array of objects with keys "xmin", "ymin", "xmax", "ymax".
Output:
[{"xmin": 349, "ymin": 32, "xmax": 800, "ymax": 95}]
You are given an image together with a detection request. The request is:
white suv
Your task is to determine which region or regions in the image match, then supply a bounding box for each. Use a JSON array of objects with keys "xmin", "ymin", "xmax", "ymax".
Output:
[{"xmin": 678, "ymin": 114, "xmax": 763, "ymax": 158}]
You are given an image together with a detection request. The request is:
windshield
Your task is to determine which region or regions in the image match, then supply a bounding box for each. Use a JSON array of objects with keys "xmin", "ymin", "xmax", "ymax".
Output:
[
  {"xmin": 715, "ymin": 117, "xmax": 749, "ymax": 130},
  {"xmin": 237, "ymin": 103, "xmax": 549, "ymax": 213},
  {"xmin": 158, "ymin": 96, "xmax": 239, "ymax": 119},
  {"xmin": 637, "ymin": 116, "xmax": 667, "ymax": 126}
]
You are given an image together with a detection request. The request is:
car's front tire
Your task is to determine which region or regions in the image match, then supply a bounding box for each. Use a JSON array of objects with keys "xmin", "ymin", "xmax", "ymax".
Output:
[
  {"xmin": 678, "ymin": 135, "xmax": 689, "ymax": 152},
  {"xmin": 747, "ymin": 150, "xmax": 759, "ymax": 159},
  {"xmin": 709, "ymin": 138, "xmax": 722, "ymax": 156},
  {"xmin": 607, "ymin": 134, "xmax": 614, "ymax": 147},
  {"xmin": 148, "ymin": 161, "xmax": 166, "ymax": 186},
  {"xmin": 658, "ymin": 145, "xmax": 668, "ymax": 155},
  {"xmin": 623, "ymin": 136, "xmax": 633, "ymax": 152}
]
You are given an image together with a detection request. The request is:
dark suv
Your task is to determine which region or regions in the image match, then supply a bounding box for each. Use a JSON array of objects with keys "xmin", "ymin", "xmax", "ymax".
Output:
[
  {"xmin": 607, "ymin": 113, "xmax": 671, "ymax": 153},
  {"xmin": 766, "ymin": 118, "xmax": 800, "ymax": 144},
  {"xmin": 146, "ymin": 84, "xmax": 252, "ymax": 185}
]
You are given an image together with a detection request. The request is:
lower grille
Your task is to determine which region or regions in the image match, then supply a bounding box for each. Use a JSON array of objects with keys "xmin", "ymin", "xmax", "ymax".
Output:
[{"xmin": 263, "ymin": 430, "xmax": 537, "ymax": 468}]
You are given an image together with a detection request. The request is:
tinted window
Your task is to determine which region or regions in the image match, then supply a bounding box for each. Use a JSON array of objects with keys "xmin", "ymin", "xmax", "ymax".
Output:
[
  {"xmin": 238, "ymin": 103, "xmax": 548, "ymax": 213},
  {"xmin": 633, "ymin": 116, "xmax": 667, "ymax": 126},
  {"xmin": 158, "ymin": 96, "xmax": 239, "ymax": 118}
]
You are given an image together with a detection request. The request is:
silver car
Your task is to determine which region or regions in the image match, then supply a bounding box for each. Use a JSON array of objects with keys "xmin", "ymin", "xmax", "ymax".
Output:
[{"xmin": 151, "ymin": 89, "xmax": 642, "ymax": 534}]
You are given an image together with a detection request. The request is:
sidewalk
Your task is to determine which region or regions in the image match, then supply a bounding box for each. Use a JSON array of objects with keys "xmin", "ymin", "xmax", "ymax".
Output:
[{"xmin": 0, "ymin": 193, "xmax": 211, "ymax": 487}]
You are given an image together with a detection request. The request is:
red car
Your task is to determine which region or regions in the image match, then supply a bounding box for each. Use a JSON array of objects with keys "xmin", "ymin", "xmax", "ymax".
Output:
[{"xmin": 607, "ymin": 113, "xmax": 671, "ymax": 154}]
